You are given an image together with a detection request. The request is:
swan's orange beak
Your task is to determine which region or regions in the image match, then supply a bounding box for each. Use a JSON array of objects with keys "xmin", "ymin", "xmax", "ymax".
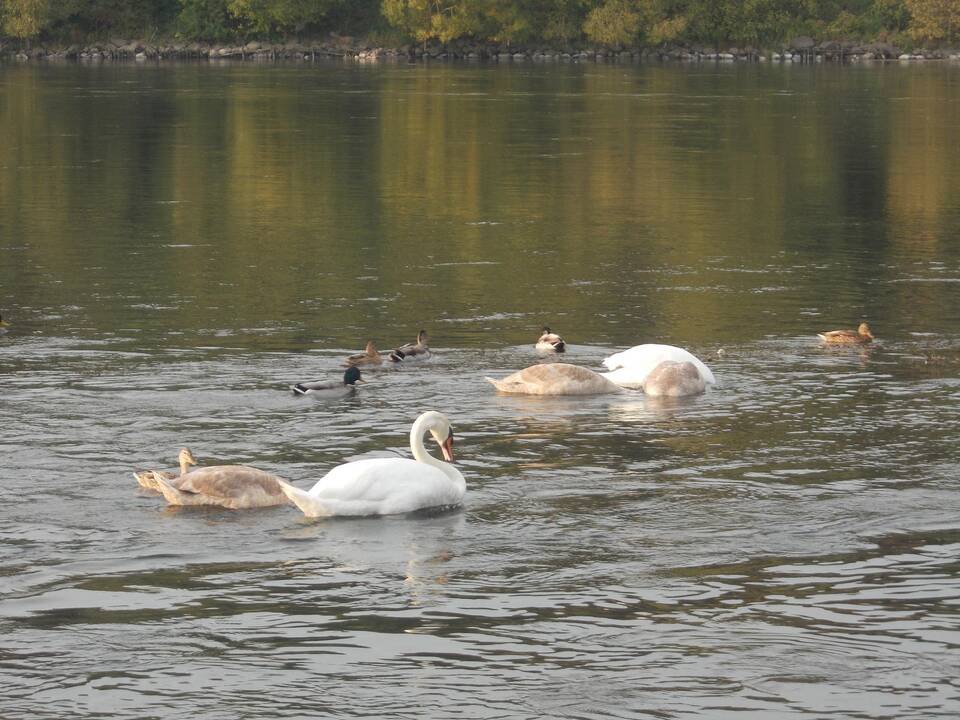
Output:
[{"xmin": 441, "ymin": 432, "xmax": 454, "ymax": 462}]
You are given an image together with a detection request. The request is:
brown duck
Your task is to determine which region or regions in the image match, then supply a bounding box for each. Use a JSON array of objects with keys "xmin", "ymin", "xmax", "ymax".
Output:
[
  {"xmin": 818, "ymin": 322, "xmax": 874, "ymax": 344},
  {"xmin": 344, "ymin": 340, "xmax": 383, "ymax": 366}
]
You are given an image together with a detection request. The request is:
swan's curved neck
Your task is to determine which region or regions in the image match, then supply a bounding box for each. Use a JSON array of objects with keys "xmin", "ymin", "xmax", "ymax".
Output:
[
  {"xmin": 409, "ymin": 414, "xmax": 455, "ymax": 478},
  {"xmin": 179, "ymin": 456, "xmax": 192, "ymax": 476}
]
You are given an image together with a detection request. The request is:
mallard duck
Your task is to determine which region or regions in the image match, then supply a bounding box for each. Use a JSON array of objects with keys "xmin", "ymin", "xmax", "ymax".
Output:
[
  {"xmin": 486, "ymin": 363, "xmax": 622, "ymax": 395},
  {"xmin": 133, "ymin": 447, "xmax": 198, "ymax": 492},
  {"xmin": 601, "ymin": 344, "xmax": 716, "ymax": 389},
  {"xmin": 642, "ymin": 360, "xmax": 707, "ymax": 397},
  {"xmin": 151, "ymin": 459, "xmax": 290, "ymax": 509},
  {"xmin": 344, "ymin": 340, "xmax": 382, "ymax": 366},
  {"xmin": 280, "ymin": 411, "xmax": 464, "ymax": 517},
  {"xmin": 535, "ymin": 326, "xmax": 565, "ymax": 353},
  {"xmin": 292, "ymin": 366, "xmax": 363, "ymax": 397},
  {"xmin": 0, "ymin": 314, "xmax": 9, "ymax": 334},
  {"xmin": 390, "ymin": 329, "xmax": 430, "ymax": 362},
  {"xmin": 818, "ymin": 322, "xmax": 874, "ymax": 344}
]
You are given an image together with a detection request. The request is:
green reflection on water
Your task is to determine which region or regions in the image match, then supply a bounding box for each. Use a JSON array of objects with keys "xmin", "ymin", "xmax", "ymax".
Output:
[{"xmin": 1, "ymin": 62, "xmax": 958, "ymax": 349}]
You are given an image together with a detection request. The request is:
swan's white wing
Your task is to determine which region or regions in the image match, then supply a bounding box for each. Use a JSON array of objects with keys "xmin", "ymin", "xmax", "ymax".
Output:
[
  {"xmin": 306, "ymin": 458, "xmax": 464, "ymax": 516},
  {"xmin": 601, "ymin": 344, "xmax": 715, "ymax": 387}
]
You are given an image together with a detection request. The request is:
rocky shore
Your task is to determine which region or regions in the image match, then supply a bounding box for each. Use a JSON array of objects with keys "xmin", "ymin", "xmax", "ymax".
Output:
[{"xmin": 1, "ymin": 35, "xmax": 957, "ymax": 64}]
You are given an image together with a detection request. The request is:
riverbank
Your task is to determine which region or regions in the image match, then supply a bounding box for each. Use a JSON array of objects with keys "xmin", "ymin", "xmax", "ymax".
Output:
[{"xmin": 2, "ymin": 35, "xmax": 958, "ymax": 64}]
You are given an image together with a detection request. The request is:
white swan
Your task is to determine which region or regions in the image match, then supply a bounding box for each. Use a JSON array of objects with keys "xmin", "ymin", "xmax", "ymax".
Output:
[
  {"xmin": 280, "ymin": 411, "xmax": 464, "ymax": 517},
  {"xmin": 600, "ymin": 344, "xmax": 716, "ymax": 391}
]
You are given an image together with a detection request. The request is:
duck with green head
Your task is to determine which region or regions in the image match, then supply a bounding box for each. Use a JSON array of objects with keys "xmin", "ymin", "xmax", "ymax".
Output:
[{"xmin": 292, "ymin": 366, "xmax": 364, "ymax": 397}]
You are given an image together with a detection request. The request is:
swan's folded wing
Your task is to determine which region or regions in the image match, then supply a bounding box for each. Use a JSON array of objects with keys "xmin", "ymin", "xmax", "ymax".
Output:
[
  {"xmin": 309, "ymin": 458, "xmax": 462, "ymax": 515},
  {"xmin": 177, "ymin": 466, "xmax": 286, "ymax": 500}
]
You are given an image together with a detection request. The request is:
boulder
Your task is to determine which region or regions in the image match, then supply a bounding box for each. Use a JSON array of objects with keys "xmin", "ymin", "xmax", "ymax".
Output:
[{"xmin": 864, "ymin": 42, "xmax": 899, "ymax": 58}]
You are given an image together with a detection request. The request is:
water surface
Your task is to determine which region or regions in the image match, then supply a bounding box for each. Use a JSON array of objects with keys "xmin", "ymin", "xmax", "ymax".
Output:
[{"xmin": 1, "ymin": 60, "xmax": 959, "ymax": 719}]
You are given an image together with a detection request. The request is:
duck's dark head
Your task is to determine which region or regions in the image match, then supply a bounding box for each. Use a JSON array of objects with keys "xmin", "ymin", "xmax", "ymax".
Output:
[
  {"xmin": 542, "ymin": 326, "xmax": 551, "ymax": 334},
  {"xmin": 417, "ymin": 329, "xmax": 428, "ymax": 343},
  {"xmin": 343, "ymin": 366, "xmax": 363, "ymax": 385}
]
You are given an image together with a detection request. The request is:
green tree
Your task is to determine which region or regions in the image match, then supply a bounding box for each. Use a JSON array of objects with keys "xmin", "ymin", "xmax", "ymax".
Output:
[
  {"xmin": 540, "ymin": 0, "xmax": 590, "ymax": 43},
  {"xmin": 870, "ymin": 0, "xmax": 910, "ymax": 33},
  {"xmin": 2, "ymin": 0, "xmax": 49, "ymax": 40},
  {"xmin": 20, "ymin": 0, "xmax": 181, "ymax": 39},
  {"xmin": 228, "ymin": 0, "xmax": 342, "ymax": 36},
  {"xmin": 177, "ymin": 0, "xmax": 231, "ymax": 40},
  {"xmin": 583, "ymin": 0, "xmax": 640, "ymax": 46},
  {"xmin": 906, "ymin": 0, "xmax": 960, "ymax": 42},
  {"xmin": 686, "ymin": 0, "xmax": 799, "ymax": 46},
  {"xmin": 381, "ymin": 0, "xmax": 490, "ymax": 43},
  {"xmin": 634, "ymin": 0, "xmax": 690, "ymax": 45}
]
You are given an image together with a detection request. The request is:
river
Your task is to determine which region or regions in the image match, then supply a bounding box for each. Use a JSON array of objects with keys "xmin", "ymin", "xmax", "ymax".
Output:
[{"xmin": 1, "ymin": 59, "xmax": 959, "ymax": 718}]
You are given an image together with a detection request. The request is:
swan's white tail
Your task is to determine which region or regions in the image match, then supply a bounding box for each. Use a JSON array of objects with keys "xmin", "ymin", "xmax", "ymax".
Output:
[{"xmin": 278, "ymin": 480, "xmax": 330, "ymax": 518}]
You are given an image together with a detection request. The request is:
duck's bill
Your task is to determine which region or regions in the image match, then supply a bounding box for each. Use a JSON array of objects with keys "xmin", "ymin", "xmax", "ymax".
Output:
[{"xmin": 441, "ymin": 433, "xmax": 454, "ymax": 462}]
